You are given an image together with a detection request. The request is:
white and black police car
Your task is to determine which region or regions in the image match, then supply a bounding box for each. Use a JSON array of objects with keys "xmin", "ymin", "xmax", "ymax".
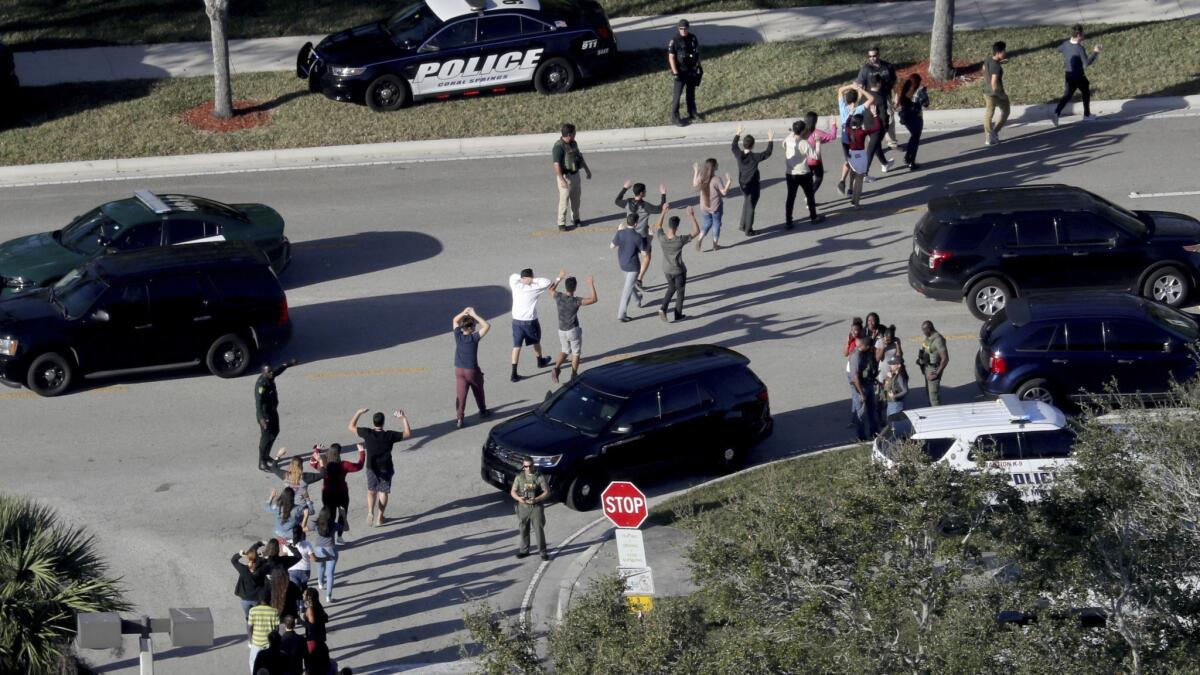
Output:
[
  {"xmin": 297, "ymin": 0, "xmax": 617, "ymax": 112},
  {"xmin": 872, "ymin": 395, "xmax": 1076, "ymax": 501}
]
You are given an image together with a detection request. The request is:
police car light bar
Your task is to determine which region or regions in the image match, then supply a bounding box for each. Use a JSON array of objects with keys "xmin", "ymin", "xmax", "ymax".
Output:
[
  {"xmin": 998, "ymin": 394, "xmax": 1031, "ymax": 423},
  {"xmin": 134, "ymin": 190, "xmax": 172, "ymax": 214}
]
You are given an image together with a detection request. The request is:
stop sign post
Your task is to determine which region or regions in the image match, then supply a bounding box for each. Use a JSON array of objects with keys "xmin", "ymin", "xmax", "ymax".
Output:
[
  {"xmin": 601, "ymin": 481, "xmax": 648, "ymax": 529},
  {"xmin": 601, "ymin": 482, "xmax": 655, "ymax": 613}
]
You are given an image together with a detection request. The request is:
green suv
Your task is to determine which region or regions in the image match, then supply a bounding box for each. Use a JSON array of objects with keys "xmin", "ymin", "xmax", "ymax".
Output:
[{"xmin": 0, "ymin": 190, "xmax": 291, "ymax": 296}]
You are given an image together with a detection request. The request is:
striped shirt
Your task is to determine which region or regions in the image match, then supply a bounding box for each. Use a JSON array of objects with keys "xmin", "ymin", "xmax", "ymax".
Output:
[{"xmin": 247, "ymin": 605, "xmax": 279, "ymax": 648}]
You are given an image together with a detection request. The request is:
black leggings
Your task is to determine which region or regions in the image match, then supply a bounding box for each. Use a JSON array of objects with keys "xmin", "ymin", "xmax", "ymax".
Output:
[
  {"xmin": 810, "ymin": 162, "xmax": 824, "ymax": 194},
  {"xmin": 785, "ymin": 174, "xmax": 817, "ymax": 222},
  {"xmin": 1054, "ymin": 73, "xmax": 1091, "ymax": 116}
]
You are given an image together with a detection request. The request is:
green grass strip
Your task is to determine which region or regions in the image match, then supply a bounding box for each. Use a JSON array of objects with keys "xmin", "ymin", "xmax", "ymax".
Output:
[{"xmin": 2, "ymin": 19, "xmax": 1197, "ymax": 167}]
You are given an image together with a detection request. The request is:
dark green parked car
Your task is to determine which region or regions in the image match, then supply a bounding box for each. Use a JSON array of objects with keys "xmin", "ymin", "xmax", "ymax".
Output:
[{"xmin": 0, "ymin": 190, "xmax": 291, "ymax": 296}]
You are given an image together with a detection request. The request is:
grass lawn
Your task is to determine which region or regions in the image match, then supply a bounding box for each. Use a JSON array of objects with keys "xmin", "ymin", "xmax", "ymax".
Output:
[
  {"xmin": 649, "ymin": 445, "xmax": 869, "ymax": 528},
  {"xmin": 0, "ymin": 0, "xmax": 893, "ymax": 49},
  {"xmin": 2, "ymin": 19, "xmax": 1197, "ymax": 167}
]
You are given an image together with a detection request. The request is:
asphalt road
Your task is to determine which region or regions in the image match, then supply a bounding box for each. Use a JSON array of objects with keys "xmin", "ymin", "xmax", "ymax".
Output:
[{"xmin": 1, "ymin": 114, "xmax": 1197, "ymax": 673}]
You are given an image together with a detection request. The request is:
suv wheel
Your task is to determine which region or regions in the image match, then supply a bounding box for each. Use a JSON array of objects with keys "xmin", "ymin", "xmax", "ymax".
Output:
[
  {"xmin": 365, "ymin": 74, "xmax": 410, "ymax": 112},
  {"xmin": 534, "ymin": 57, "xmax": 577, "ymax": 95},
  {"xmin": 1143, "ymin": 267, "xmax": 1191, "ymax": 308},
  {"xmin": 966, "ymin": 277, "xmax": 1012, "ymax": 320},
  {"xmin": 27, "ymin": 352, "xmax": 73, "ymax": 397},
  {"xmin": 714, "ymin": 444, "xmax": 747, "ymax": 474},
  {"xmin": 206, "ymin": 334, "xmax": 252, "ymax": 378},
  {"xmin": 1016, "ymin": 378, "xmax": 1056, "ymax": 406},
  {"xmin": 565, "ymin": 468, "xmax": 606, "ymax": 511}
]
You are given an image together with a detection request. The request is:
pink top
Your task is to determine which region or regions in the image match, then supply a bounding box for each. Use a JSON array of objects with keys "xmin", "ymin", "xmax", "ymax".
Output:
[{"xmin": 807, "ymin": 124, "xmax": 837, "ymax": 145}]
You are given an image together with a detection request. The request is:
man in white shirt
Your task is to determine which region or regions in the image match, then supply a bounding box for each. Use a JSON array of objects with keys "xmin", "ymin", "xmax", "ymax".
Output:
[{"xmin": 509, "ymin": 267, "xmax": 563, "ymax": 381}]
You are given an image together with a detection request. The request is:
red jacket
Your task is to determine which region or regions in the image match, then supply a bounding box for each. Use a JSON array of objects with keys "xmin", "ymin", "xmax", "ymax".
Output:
[{"xmin": 846, "ymin": 117, "xmax": 882, "ymax": 151}]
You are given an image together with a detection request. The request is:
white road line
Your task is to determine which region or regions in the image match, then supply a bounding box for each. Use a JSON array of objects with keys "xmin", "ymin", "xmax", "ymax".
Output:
[{"xmin": 1130, "ymin": 190, "xmax": 1200, "ymax": 199}]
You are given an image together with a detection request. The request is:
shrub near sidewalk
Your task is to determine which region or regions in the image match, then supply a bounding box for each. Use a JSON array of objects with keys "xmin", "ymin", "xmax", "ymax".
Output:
[
  {"xmin": 0, "ymin": 0, "xmax": 893, "ymax": 49},
  {"xmin": 2, "ymin": 18, "xmax": 1197, "ymax": 167}
]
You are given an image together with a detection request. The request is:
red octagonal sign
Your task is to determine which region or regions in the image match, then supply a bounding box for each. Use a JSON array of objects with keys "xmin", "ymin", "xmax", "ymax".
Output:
[{"xmin": 601, "ymin": 481, "xmax": 648, "ymax": 529}]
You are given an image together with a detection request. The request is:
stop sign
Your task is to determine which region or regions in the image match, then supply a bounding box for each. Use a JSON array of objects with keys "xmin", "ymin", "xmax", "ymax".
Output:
[{"xmin": 601, "ymin": 481, "xmax": 648, "ymax": 529}]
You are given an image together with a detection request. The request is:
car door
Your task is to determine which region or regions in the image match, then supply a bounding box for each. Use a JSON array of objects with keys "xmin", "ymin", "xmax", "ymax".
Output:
[
  {"xmin": 600, "ymin": 390, "xmax": 661, "ymax": 470},
  {"xmin": 107, "ymin": 220, "xmax": 164, "ymax": 253},
  {"xmin": 656, "ymin": 381, "xmax": 719, "ymax": 462},
  {"xmin": 1104, "ymin": 319, "xmax": 1175, "ymax": 395},
  {"xmin": 1057, "ymin": 211, "xmax": 1138, "ymax": 287},
  {"xmin": 1016, "ymin": 429, "xmax": 1075, "ymax": 498},
  {"xmin": 166, "ymin": 218, "xmax": 224, "ymax": 245},
  {"xmin": 146, "ymin": 272, "xmax": 216, "ymax": 363},
  {"xmin": 969, "ymin": 432, "xmax": 1023, "ymax": 489},
  {"xmin": 1062, "ymin": 320, "xmax": 1115, "ymax": 399},
  {"xmin": 999, "ymin": 212, "xmax": 1072, "ymax": 289},
  {"xmin": 75, "ymin": 280, "xmax": 156, "ymax": 371},
  {"xmin": 473, "ymin": 14, "xmax": 537, "ymax": 89},
  {"xmin": 412, "ymin": 18, "xmax": 478, "ymax": 97}
]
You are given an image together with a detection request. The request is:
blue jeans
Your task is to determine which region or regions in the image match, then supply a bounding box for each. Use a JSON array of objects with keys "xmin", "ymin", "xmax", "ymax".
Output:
[
  {"xmin": 617, "ymin": 270, "xmax": 642, "ymax": 319},
  {"xmin": 700, "ymin": 208, "xmax": 723, "ymax": 243},
  {"xmin": 239, "ymin": 598, "xmax": 256, "ymax": 620},
  {"xmin": 886, "ymin": 401, "xmax": 904, "ymax": 417},
  {"xmin": 852, "ymin": 386, "xmax": 877, "ymax": 440},
  {"xmin": 314, "ymin": 547, "xmax": 338, "ymax": 595}
]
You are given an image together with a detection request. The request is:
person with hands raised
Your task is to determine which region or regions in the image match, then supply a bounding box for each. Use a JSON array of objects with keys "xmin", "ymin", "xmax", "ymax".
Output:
[
  {"xmin": 452, "ymin": 306, "xmax": 492, "ymax": 428},
  {"xmin": 349, "ymin": 407, "xmax": 412, "ymax": 527},
  {"xmin": 731, "ymin": 123, "xmax": 774, "ymax": 236},
  {"xmin": 615, "ymin": 180, "xmax": 667, "ymax": 290},
  {"xmin": 548, "ymin": 273, "xmax": 598, "ymax": 383},
  {"xmin": 693, "ymin": 159, "xmax": 732, "ymax": 251},
  {"xmin": 655, "ymin": 203, "xmax": 701, "ymax": 322}
]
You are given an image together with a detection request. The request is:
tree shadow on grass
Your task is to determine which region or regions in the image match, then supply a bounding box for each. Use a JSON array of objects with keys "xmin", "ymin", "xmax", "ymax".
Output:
[{"xmin": 6, "ymin": 78, "xmax": 160, "ymax": 128}]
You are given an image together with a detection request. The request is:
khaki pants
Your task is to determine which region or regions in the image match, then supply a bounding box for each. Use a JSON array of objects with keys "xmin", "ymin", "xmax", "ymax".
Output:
[
  {"xmin": 983, "ymin": 94, "xmax": 1010, "ymax": 135},
  {"xmin": 516, "ymin": 503, "xmax": 546, "ymax": 553},
  {"xmin": 556, "ymin": 173, "xmax": 581, "ymax": 227}
]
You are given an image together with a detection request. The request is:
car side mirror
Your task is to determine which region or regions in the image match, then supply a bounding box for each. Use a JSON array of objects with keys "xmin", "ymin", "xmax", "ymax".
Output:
[{"xmin": 91, "ymin": 309, "xmax": 110, "ymax": 322}]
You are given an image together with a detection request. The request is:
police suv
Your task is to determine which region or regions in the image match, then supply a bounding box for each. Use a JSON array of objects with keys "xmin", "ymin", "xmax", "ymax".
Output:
[
  {"xmin": 872, "ymin": 395, "xmax": 1075, "ymax": 501},
  {"xmin": 297, "ymin": 0, "xmax": 618, "ymax": 112}
]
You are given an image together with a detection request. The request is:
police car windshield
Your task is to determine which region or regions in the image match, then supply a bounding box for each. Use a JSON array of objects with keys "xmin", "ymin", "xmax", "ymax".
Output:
[
  {"xmin": 540, "ymin": 383, "xmax": 623, "ymax": 435},
  {"xmin": 385, "ymin": 1, "xmax": 443, "ymax": 46},
  {"xmin": 60, "ymin": 208, "xmax": 125, "ymax": 255}
]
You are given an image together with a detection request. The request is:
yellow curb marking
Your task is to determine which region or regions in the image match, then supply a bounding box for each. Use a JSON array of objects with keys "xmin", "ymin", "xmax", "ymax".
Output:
[
  {"xmin": 0, "ymin": 384, "xmax": 129, "ymax": 400},
  {"xmin": 305, "ymin": 367, "xmax": 428, "ymax": 380}
]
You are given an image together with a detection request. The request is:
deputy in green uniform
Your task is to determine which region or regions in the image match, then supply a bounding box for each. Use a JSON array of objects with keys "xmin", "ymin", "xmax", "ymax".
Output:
[
  {"xmin": 918, "ymin": 321, "xmax": 948, "ymax": 406},
  {"xmin": 255, "ymin": 359, "xmax": 297, "ymax": 471},
  {"xmin": 510, "ymin": 460, "xmax": 551, "ymax": 560}
]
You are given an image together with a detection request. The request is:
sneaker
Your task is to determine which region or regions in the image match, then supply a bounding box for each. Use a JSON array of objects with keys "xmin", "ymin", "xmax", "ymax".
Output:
[
  {"xmin": 658, "ymin": 310, "xmax": 668, "ymax": 323},
  {"xmin": 746, "ymin": 228, "xmax": 757, "ymax": 236},
  {"xmin": 836, "ymin": 180, "xmax": 846, "ymax": 195},
  {"xmin": 784, "ymin": 220, "xmax": 794, "ymax": 231},
  {"xmin": 317, "ymin": 581, "xmax": 324, "ymax": 591},
  {"xmin": 536, "ymin": 356, "xmax": 551, "ymax": 368},
  {"xmin": 324, "ymin": 594, "xmax": 333, "ymax": 604},
  {"xmin": 540, "ymin": 552, "xmax": 549, "ymax": 561},
  {"xmin": 863, "ymin": 175, "xmax": 875, "ymax": 184},
  {"xmin": 573, "ymin": 219, "xmax": 582, "ymax": 228},
  {"xmin": 1051, "ymin": 113, "xmax": 1060, "ymax": 127},
  {"xmin": 479, "ymin": 408, "xmax": 493, "ymax": 419},
  {"xmin": 557, "ymin": 225, "xmax": 567, "ymax": 232},
  {"xmin": 619, "ymin": 316, "xmax": 632, "ymax": 323},
  {"xmin": 908, "ymin": 162, "xmax": 920, "ymax": 171},
  {"xmin": 672, "ymin": 116, "xmax": 686, "ymax": 127},
  {"xmin": 992, "ymin": 132, "xmax": 1002, "ymax": 144},
  {"xmin": 880, "ymin": 164, "xmax": 889, "ymax": 174},
  {"xmin": 1083, "ymin": 114, "xmax": 1099, "ymax": 121},
  {"xmin": 984, "ymin": 133, "xmax": 994, "ymax": 146},
  {"xmin": 674, "ymin": 313, "xmax": 688, "ymax": 321},
  {"xmin": 516, "ymin": 550, "xmax": 529, "ymax": 559},
  {"xmin": 510, "ymin": 372, "xmax": 519, "ymax": 382},
  {"xmin": 810, "ymin": 214, "xmax": 826, "ymax": 224},
  {"xmin": 455, "ymin": 418, "xmax": 464, "ymax": 429}
]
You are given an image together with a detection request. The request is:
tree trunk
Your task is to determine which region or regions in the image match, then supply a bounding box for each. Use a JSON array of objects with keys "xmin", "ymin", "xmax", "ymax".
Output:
[
  {"xmin": 205, "ymin": 0, "xmax": 233, "ymax": 119},
  {"xmin": 928, "ymin": 0, "xmax": 955, "ymax": 82}
]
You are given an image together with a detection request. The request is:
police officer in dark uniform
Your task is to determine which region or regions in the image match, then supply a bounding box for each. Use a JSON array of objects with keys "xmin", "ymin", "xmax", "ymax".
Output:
[
  {"xmin": 668, "ymin": 19, "xmax": 702, "ymax": 127},
  {"xmin": 510, "ymin": 459, "xmax": 551, "ymax": 560},
  {"xmin": 255, "ymin": 359, "xmax": 298, "ymax": 471}
]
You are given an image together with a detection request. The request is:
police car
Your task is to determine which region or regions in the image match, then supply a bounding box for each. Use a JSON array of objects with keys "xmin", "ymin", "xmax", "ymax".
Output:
[
  {"xmin": 871, "ymin": 395, "xmax": 1075, "ymax": 501},
  {"xmin": 296, "ymin": 0, "xmax": 618, "ymax": 112}
]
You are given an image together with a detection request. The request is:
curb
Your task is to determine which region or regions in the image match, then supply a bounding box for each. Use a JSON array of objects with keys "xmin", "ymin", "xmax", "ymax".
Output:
[
  {"xmin": 2, "ymin": 94, "xmax": 1198, "ymax": 190},
  {"xmin": 540, "ymin": 439, "xmax": 864, "ymax": 627}
]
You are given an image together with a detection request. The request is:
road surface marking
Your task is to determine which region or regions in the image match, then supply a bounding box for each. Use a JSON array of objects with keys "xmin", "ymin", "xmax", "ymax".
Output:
[
  {"xmin": 305, "ymin": 367, "xmax": 427, "ymax": 380},
  {"xmin": 0, "ymin": 384, "xmax": 129, "ymax": 400},
  {"xmin": 1130, "ymin": 190, "xmax": 1200, "ymax": 199}
]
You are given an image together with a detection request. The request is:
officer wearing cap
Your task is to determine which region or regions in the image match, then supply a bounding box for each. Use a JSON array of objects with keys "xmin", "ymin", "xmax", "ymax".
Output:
[
  {"xmin": 510, "ymin": 459, "xmax": 551, "ymax": 560},
  {"xmin": 255, "ymin": 359, "xmax": 298, "ymax": 472},
  {"xmin": 668, "ymin": 18, "xmax": 702, "ymax": 127}
]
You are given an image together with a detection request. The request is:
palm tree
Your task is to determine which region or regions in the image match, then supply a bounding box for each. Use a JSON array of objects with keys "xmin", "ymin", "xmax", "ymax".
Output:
[{"xmin": 0, "ymin": 494, "xmax": 130, "ymax": 674}]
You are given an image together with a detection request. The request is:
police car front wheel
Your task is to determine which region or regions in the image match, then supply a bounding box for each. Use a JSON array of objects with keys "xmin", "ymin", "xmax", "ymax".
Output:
[
  {"xmin": 366, "ymin": 74, "xmax": 411, "ymax": 112},
  {"xmin": 534, "ymin": 57, "xmax": 577, "ymax": 96}
]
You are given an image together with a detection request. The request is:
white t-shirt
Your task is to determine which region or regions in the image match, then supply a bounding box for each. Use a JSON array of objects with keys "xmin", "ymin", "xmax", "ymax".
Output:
[
  {"xmin": 287, "ymin": 540, "xmax": 314, "ymax": 573},
  {"xmin": 509, "ymin": 274, "xmax": 552, "ymax": 322}
]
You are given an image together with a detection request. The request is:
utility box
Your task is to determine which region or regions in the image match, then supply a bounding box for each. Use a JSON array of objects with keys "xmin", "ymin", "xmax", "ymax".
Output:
[
  {"xmin": 76, "ymin": 612, "xmax": 122, "ymax": 649},
  {"xmin": 169, "ymin": 608, "xmax": 213, "ymax": 647}
]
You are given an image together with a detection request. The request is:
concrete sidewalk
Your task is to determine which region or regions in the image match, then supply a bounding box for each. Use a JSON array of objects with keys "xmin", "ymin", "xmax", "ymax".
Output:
[
  {"xmin": 2, "ymin": 93, "xmax": 1196, "ymax": 189},
  {"xmin": 13, "ymin": 0, "xmax": 1199, "ymax": 86}
]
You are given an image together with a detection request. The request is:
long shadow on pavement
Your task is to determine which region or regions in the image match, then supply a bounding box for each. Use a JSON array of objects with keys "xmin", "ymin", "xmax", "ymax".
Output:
[{"xmin": 283, "ymin": 231, "xmax": 443, "ymax": 290}]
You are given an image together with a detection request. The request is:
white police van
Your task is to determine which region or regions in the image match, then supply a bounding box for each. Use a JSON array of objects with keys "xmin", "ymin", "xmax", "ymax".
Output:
[
  {"xmin": 297, "ymin": 0, "xmax": 618, "ymax": 111},
  {"xmin": 872, "ymin": 395, "xmax": 1075, "ymax": 500}
]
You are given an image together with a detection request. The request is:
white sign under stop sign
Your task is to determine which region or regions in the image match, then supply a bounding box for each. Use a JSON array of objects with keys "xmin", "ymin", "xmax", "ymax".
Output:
[{"xmin": 601, "ymin": 481, "xmax": 648, "ymax": 529}]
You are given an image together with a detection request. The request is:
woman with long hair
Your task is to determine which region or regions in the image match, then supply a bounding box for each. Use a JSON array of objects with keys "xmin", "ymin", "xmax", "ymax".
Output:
[
  {"xmin": 268, "ymin": 567, "xmax": 293, "ymax": 617},
  {"xmin": 269, "ymin": 450, "xmax": 323, "ymax": 514},
  {"xmin": 306, "ymin": 506, "xmax": 340, "ymax": 604},
  {"xmin": 231, "ymin": 542, "xmax": 267, "ymax": 619},
  {"xmin": 802, "ymin": 111, "xmax": 837, "ymax": 195},
  {"xmin": 845, "ymin": 112, "xmax": 882, "ymax": 207},
  {"xmin": 312, "ymin": 443, "xmax": 366, "ymax": 545},
  {"xmin": 895, "ymin": 74, "xmax": 930, "ymax": 169},
  {"xmin": 302, "ymin": 587, "xmax": 329, "ymax": 656},
  {"xmin": 265, "ymin": 486, "xmax": 305, "ymax": 543},
  {"xmin": 882, "ymin": 355, "xmax": 910, "ymax": 417},
  {"xmin": 692, "ymin": 158, "xmax": 732, "ymax": 251}
]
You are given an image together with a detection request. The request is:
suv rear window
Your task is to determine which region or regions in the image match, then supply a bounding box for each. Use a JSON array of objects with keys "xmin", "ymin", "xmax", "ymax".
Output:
[
  {"xmin": 714, "ymin": 366, "xmax": 763, "ymax": 397},
  {"xmin": 877, "ymin": 417, "xmax": 954, "ymax": 462},
  {"xmin": 917, "ymin": 216, "xmax": 990, "ymax": 250}
]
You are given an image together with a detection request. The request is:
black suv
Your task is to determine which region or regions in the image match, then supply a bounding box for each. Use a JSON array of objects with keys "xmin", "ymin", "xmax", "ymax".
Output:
[
  {"xmin": 975, "ymin": 293, "xmax": 1199, "ymax": 406},
  {"xmin": 0, "ymin": 243, "xmax": 291, "ymax": 396},
  {"xmin": 481, "ymin": 345, "xmax": 773, "ymax": 510},
  {"xmin": 908, "ymin": 185, "xmax": 1200, "ymax": 320}
]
